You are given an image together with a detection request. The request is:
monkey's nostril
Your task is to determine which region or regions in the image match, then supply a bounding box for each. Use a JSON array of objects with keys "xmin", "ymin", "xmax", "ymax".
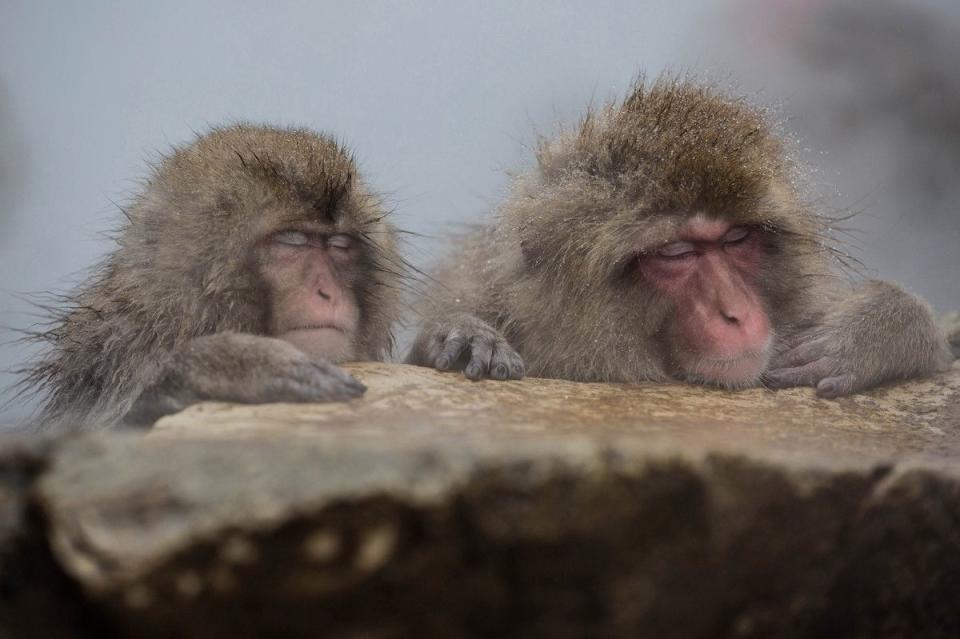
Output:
[{"xmin": 317, "ymin": 289, "xmax": 331, "ymax": 301}]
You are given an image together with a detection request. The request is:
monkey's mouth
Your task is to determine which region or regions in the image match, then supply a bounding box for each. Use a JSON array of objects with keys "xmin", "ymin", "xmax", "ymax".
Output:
[
  {"xmin": 282, "ymin": 324, "xmax": 349, "ymax": 335},
  {"xmin": 278, "ymin": 324, "xmax": 356, "ymax": 362},
  {"xmin": 680, "ymin": 349, "xmax": 772, "ymax": 389}
]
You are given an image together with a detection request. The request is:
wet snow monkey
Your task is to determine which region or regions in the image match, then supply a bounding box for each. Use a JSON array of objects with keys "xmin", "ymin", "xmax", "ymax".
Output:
[
  {"xmin": 407, "ymin": 77, "xmax": 953, "ymax": 396},
  {"xmin": 21, "ymin": 124, "xmax": 404, "ymax": 429}
]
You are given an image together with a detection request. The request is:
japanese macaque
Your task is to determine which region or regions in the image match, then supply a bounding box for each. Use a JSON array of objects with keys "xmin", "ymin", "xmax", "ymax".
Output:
[
  {"xmin": 407, "ymin": 77, "xmax": 954, "ymax": 396},
  {"xmin": 19, "ymin": 124, "xmax": 403, "ymax": 429}
]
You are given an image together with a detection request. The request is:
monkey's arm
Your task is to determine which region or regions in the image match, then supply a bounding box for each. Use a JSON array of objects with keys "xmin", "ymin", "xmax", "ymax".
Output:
[
  {"xmin": 123, "ymin": 332, "xmax": 366, "ymax": 427},
  {"xmin": 405, "ymin": 313, "xmax": 525, "ymax": 381},
  {"xmin": 766, "ymin": 280, "xmax": 953, "ymax": 398}
]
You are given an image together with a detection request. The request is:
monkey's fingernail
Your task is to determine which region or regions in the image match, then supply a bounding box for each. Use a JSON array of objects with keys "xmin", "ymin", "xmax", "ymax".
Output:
[
  {"xmin": 436, "ymin": 356, "xmax": 450, "ymax": 370},
  {"xmin": 494, "ymin": 364, "xmax": 507, "ymax": 378}
]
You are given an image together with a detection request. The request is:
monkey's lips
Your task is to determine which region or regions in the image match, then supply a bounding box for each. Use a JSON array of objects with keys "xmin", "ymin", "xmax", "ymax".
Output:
[
  {"xmin": 282, "ymin": 323, "xmax": 349, "ymax": 335},
  {"xmin": 278, "ymin": 324, "xmax": 355, "ymax": 362},
  {"xmin": 680, "ymin": 348, "xmax": 772, "ymax": 389}
]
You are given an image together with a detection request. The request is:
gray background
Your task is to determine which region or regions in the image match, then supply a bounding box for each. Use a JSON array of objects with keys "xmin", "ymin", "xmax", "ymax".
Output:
[{"xmin": 1, "ymin": 0, "xmax": 958, "ymax": 424}]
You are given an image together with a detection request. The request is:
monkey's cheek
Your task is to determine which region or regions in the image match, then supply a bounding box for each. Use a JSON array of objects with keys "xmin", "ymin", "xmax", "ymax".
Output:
[{"xmin": 280, "ymin": 329, "xmax": 356, "ymax": 363}]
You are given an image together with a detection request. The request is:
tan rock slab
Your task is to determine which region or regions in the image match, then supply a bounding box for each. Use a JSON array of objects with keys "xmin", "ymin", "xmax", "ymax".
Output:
[
  {"xmin": 156, "ymin": 361, "xmax": 960, "ymax": 459},
  {"xmin": 32, "ymin": 362, "xmax": 960, "ymax": 638}
]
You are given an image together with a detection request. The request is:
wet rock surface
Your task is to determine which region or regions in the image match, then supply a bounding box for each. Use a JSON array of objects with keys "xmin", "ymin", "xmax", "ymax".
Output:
[{"xmin": 7, "ymin": 362, "xmax": 960, "ymax": 637}]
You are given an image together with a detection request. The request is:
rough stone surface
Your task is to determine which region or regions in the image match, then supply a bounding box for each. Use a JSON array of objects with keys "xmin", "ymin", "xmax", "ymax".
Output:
[
  {"xmin": 159, "ymin": 360, "xmax": 960, "ymax": 458},
  {"xmin": 10, "ymin": 362, "xmax": 960, "ymax": 637}
]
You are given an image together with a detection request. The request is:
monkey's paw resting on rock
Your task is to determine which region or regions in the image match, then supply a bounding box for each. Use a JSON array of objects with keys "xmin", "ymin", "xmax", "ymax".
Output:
[
  {"xmin": 406, "ymin": 313, "xmax": 525, "ymax": 381},
  {"xmin": 765, "ymin": 282, "xmax": 953, "ymax": 398},
  {"xmin": 124, "ymin": 332, "xmax": 366, "ymax": 427}
]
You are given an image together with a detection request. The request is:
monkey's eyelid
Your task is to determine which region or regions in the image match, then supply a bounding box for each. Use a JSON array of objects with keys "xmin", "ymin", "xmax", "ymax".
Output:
[
  {"xmin": 657, "ymin": 241, "xmax": 696, "ymax": 257},
  {"xmin": 327, "ymin": 234, "xmax": 354, "ymax": 250},
  {"xmin": 273, "ymin": 230, "xmax": 310, "ymax": 246},
  {"xmin": 723, "ymin": 227, "xmax": 751, "ymax": 243}
]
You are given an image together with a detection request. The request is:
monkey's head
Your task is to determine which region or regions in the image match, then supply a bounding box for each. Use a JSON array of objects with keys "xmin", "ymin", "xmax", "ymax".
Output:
[
  {"xmin": 503, "ymin": 78, "xmax": 828, "ymax": 387},
  {"xmin": 118, "ymin": 124, "xmax": 401, "ymax": 362}
]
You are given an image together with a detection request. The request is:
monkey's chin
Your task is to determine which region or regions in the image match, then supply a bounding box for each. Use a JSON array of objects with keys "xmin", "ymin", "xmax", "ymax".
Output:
[
  {"xmin": 279, "ymin": 327, "xmax": 355, "ymax": 363},
  {"xmin": 680, "ymin": 350, "xmax": 771, "ymax": 390}
]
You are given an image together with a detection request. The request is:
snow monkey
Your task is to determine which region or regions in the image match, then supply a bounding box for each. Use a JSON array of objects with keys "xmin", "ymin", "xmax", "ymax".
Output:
[
  {"xmin": 407, "ymin": 77, "xmax": 953, "ymax": 397},
  {"xmin": 19, "ymin": 124, "xmax": 404, "ymax": 429}
]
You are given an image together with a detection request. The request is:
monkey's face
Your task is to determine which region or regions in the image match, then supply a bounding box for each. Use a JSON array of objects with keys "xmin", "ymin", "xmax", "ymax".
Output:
[
  {"xmin": 637, "ymin": 214, "xmax": 773, "ymax": 388},
  {"xmin": 258, "ymin": 222, "xmax": 362, "ymax": 363}
]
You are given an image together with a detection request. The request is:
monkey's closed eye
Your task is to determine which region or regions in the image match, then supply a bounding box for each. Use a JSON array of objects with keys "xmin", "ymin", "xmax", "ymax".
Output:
[
  {"xmin": 723, "ymin": 226, "xmax": 751, "ymax": 245},
  {"xmin": 656, "ymin": 241, "xmax": 697, "ymax": 260},
  {"xmin": 274, "ymin": 230, "xmax": 310, "ymax": 246},
  {"xmin": 327, "ymin": 234, "xmax": 354, "ymax": 251}
]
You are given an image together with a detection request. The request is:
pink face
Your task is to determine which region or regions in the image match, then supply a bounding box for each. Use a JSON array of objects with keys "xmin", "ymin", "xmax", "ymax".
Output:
[
  {"xmin": 260, "ymin": 227, "xmax": 361, "ymax": 362},
  {"xmin": 637, "ymin": 216, "xmax": 773, "ymax": 387}
]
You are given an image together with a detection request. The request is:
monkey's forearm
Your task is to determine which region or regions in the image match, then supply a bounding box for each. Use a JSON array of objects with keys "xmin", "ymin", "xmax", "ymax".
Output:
[
  {"xmin": 768, "ymin": 280, "xmax": 953, "ymax": 397},
  {"xmin": 833, "ymin": 280, "xmax": 951, "ymax": 376},
  {"xmin": 122, "ymin": 333, "xmax": 366, "ymax": 427}
]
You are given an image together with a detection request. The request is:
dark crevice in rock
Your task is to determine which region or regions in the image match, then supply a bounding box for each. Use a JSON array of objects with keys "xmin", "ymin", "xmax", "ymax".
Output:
[
  {"xmin": 0, "ymin": 438, "xmax": 112, "ymax": 638},
  {"xmin": 0, "ymin": 502, "xmax": 116, "ymax": 639},
  {"xmin": 812, "ymin": 469, "xmax": 960, "ymax": 638}
]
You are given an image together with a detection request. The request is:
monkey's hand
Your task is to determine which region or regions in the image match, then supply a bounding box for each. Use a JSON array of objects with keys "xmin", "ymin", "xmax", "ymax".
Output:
[
  {"xmin": 942, "ymin": 311, "xmax": 960, "ymax": 359},
  {"xmin": 405, "ymin": 313, "xmax": 525, "ymax": 381},
  {"xmin": 765, "ymin": 282, "xmax": 953, "ymax": 398},
  {"xmin": 123, "ymin": 332, "xmax": 366, "ymax": 427}
]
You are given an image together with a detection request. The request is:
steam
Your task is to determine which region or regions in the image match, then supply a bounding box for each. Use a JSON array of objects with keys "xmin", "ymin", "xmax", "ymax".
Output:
[{"xmin": 687, "ymin": 0, "xmax": 960, "ymax": 311}]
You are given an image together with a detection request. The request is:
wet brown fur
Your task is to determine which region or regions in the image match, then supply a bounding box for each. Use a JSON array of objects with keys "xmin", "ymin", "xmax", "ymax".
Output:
[{"xmin": 19, "ymin": 124, "xmax": 403, "ymax": 429}]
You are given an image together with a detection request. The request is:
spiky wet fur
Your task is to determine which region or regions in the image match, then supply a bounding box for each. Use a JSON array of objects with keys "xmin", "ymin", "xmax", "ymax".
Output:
[
  {"xmin": 18, "ymin": 124, "xmax": 404, "ymax": 430},
  {"xmin": 420, "ymin": 76, "xmax": 948, "ymax": 384}
]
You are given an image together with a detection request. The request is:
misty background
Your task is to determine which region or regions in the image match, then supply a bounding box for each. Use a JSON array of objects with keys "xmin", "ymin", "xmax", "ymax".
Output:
[{"xmin": 1, "ymin": 0, "xmax": 958, "ymax": 424}]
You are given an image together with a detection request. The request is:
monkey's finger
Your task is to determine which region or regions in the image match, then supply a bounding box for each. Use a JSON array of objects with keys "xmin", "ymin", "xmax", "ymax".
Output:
[
  {"xmin": 490, "ymin": 342, "xmax": 524, "ymax": 380},
  {"xmin": 508, "ymin": 354, "xmax": 525, "ymax": 380},
  {"xmin": 261, "ymin": 376, "xmax": 361, "ymax": 403},
  {"xmin": 309, "ymin": 361, "xmax": 367, "ymax": 394},
  {"xmin": 489, "ymin": 344, "xmax": 511, "ymax": 380},
  {"xmin": 780, "ymin": 330, "xmax": 823, "ymax": 349},
  {"xmin": 268, "ymin": 362, "xmax": 366, "ymax": 402},
  {"xmin": 300, "ymin": 374, "xmax": 366, "ymax": 402},
  {"xmin": 435, "ymin": 330, "xmax": 468, "ymax": 370},
  {"xmin": 464, "ymin": 337, "xmax": 495, "ymax": 380},
  {"xmin": 816, "ymin": 374, "xmax": 858, "ymax": 399},
  {"xmin": 770, "ymin": 339, "xmax": 827, "ymax": 368},
  {"xmin": 418, "ymin": 338, "xmax": 444, "ymax": 365},
  {"xmin": 765, "ymin": 358, "xmax": 831, "ymax": 388}
]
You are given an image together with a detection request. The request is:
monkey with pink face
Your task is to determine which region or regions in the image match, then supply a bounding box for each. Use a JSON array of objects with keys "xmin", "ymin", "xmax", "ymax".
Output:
[
  {"xmin": 20, "ymin": 124, "xmax": 404, "ymax": 430},
  {"xmin": 407, "ymin": 77, "xmax": 954, "ymax": 396}
]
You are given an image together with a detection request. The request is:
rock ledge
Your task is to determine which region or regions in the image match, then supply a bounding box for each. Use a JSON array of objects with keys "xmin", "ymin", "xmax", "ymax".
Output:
[{"xmin": 4, "ymin": 362, "xmax": 960, "ymax": 638}]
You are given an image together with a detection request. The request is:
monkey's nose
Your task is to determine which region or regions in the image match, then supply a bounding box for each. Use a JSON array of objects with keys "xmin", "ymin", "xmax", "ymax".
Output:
[{"xmin": 721, "ymin": 310, "xmax": 741, "ymax": 325}]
